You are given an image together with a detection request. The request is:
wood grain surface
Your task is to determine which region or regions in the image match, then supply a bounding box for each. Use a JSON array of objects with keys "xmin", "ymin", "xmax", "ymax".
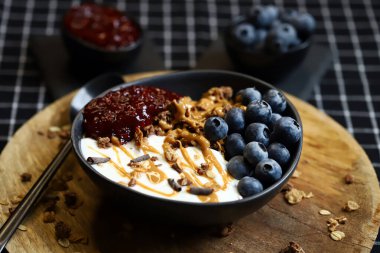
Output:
[{"xmin": 0, "ymin": 71, "xmax": 379, "ymax": 253}]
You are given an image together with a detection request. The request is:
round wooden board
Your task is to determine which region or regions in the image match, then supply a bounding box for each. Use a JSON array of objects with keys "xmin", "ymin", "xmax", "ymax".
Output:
[{"xmin": 0, "ymin": 71, "xmax": 379, "ymax": 253}]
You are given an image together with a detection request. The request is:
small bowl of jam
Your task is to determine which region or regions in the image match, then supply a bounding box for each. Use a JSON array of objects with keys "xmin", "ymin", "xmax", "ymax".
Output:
[{"xmin": 62, "ymin": 3, "xmax": 143, "ymax": 68}]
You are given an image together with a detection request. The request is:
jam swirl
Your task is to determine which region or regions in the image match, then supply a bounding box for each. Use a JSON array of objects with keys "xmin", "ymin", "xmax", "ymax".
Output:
[
  {"xmin": 64, "ymin": 3, "xmax": 141, "ymax": 50},
  {"xmin": 83, "ymin": 85, "xmax": 181, "ymax": 143}
]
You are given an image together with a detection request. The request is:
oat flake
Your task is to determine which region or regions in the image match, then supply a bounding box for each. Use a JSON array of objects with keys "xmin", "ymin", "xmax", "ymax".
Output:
[
  {"xmin": 319, "ymin": 209, "xmax": 331, "ymax": 216},
  {"xmin": 343, "ymin": 200, "xmax": 360, "ymax": 211},
  {"xmin": 58, "ymin": 238, "xmax": 70, "ymax": 248},
  {"xmin": 17, "ymin": 225, "xmax": 27, "ymax": 231},
  {"xmin": 330, "ymin": 230, "xmax": 345, "ymax": 241},
  {"xmin": 292, "ymin": 170, "xmax": 302, "ymax": 178},
  {"xmin": 284, "ymin": 188, "xmax": 313, "ymax": 205}
]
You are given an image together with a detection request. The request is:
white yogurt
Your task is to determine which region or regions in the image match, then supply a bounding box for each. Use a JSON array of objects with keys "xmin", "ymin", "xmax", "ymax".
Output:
[{"xmin": 80, "ymin": 135, "xmax": 242, "ymax": 203}]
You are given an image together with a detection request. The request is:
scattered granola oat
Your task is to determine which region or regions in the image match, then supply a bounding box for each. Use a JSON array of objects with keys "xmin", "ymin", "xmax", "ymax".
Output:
[
  {"xmin": 43, "ymin": 211, "xmax": 56, "ymax": 223},
  {"xmin": 291, "ymin": 170, "xmax": 302, "ymax": 178},
  {"xmin": 343, "ymin": 200, "xmax": 360, "ymax": 212},
  {"xmin": 97, "ymin": 137, "xmax": 111, "ymax": 148},
  {"xmin": 20, "ymin": 172, "xmax": 32, "ymax": 182},
  {"xmin": 327, "ymin": 218, "xmax": 340, "ymax": 232},
  {"xmin": 281, "ymin": 183, "xmax": 294, "ymax": 192},
  {"xmin": 58, "ymin": 238, "xmax": 70, "ymax": 248},
  {"xmin": 0, "ymin": 199, "xmax": 9, "ymax": 206},
  {"xmin": 344, "ymin": 173, "xmax": 354, "ymax": 184},
  {"xmin": 10, "ymin": 195, "xmax": 23, "ymax": 205},
  {"xmin": 319, "ymin": 209, "xmax": 331, "ymax": 216},
  {"xmin": 17, "ymin": 224, "xmax": 27, "ymax": 231},
  {"xmin": 284, "ymin": 188, "xmax": 313, "ymax": 205},
  {"xmin": 64, "ymin": 191, "xmax": 78, "ymax": 209},
  {"xmin": 218, "ymin": 224, "xmax": 233, "ymax": 237},
  {"xmin": 279, "ymin": 241, "xmax": 305, "ymax": 253},
  {"xmin": 55, "ymin": 221, "xmax": 71, "ymax": 239},
  {"xmin": 335, "ymin": 216, "xmax": 347, "ymax": 224},
  {"xmin": 330, "ymin": 230, "xmax": 345, "ymax": 241}
]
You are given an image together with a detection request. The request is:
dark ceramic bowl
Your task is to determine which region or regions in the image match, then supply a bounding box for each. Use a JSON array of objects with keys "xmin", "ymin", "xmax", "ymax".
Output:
[
  {"xmin": 224, "ymin": 16, "xmax": 311, "ymax": 81},
  {"xmin": 61, "ymin": 15, "xmax": 143, "ymax": 68},
  {"xmin": 71, "ymin": 70, "xmax": 303, "ymax": 226}
]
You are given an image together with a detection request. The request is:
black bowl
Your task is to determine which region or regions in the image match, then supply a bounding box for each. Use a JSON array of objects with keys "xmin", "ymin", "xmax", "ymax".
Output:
[
  {"xmin": 61, "ymin": 16, "xmax": 143, "ymax": 69},
  {"xmin": 71, "ymin": 70, "xmax": 303, "ymax": 226},
  {"xmin": 224, "ymin": 16, "xmax": 311, "ymax": 82}
]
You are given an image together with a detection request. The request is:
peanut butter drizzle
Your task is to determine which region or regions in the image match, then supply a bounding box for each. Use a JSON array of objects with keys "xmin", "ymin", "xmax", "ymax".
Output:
[
  {"xmin": 118, "ymin": 145, "xmax": 134, "ymax": 159},
  {"xmin": 89, "ymin": 146, "xmax": 175, "ymax": 197},
  {"xmin": 141, "ymin": 143, "xmax": 160, "ymax": 154},
  {"xmin": 147, "ymin": 159, "xmax": 166, "ymax": 183},
  {"xmin": 118, "ymin": 180, "xmax": 177, "ymax": 197},
  {"xmin": 198, "ymin": 193, "xmax": 219, "ymax": 203},
  {"xmin": 88, "ymin": 146, "xmax": 130, "ymax": 177},
  {"xmin": 178, "ymin": 143, "xmax": 197, "ymax": 170},
  {"xmin": 182, "ymin": 170, "xmax": 204, "ymax": 187},
  {"xmin": 112, "ymin": 146, "xmax": 121, "ymax": 164},
  {"xmin": 164, "ymin": 129, "xmax": 232, "ymax": 191}
]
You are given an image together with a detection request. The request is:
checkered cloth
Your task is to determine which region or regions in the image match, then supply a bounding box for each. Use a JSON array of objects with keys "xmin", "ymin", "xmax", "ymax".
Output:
[{"xmin": 0, "ymin": 0, "xmax": 379, "ymax": 251}]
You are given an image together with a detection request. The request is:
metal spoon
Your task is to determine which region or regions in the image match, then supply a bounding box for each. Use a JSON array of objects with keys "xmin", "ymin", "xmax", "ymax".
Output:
[{"xmin": 0, "ymin": 73, "xmax": 125, "ymax": 252}]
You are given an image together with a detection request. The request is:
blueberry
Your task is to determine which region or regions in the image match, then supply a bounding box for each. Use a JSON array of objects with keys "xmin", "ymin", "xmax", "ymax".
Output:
[
  {"xmin": 204, "ymin": 117, "xmax": 228, "ymax": 142},
  {"xmin": 236, "ymin": 87, "xmax": 262, "ymax": 106},
  {"xmin": 263, "ymin": 89, "xmax": 287, "ymax": 113},
  {"xmin": 266, "ymin": 23, "xmax": 298, "ymax": 54},
  {"xmin": 290, "ymin": 13, "xmax": 316, "ymax": 38},
  {"xmin": 243, "ymin": 141, "xmax": 268, "ymax": 166},
  {"xmin": 268, "ymin": 143, "xmax": 290, "ymax": 166},
  {"xmin": 255, "ymin": 159, "xmax": 282, "ymax": 186},
  {"xmin": 256, "ymin": 29, "xmax": 268, "ymax": 43},
  {"xmin": 245, "ymin": 100, "xmax": 272, "ymax": 125},
  {"xmin": 245, "ymin": 123, "xmax": 270, "ymax": 146},
  {"xmin": 265, "ymin": 5, "xmax": 280, "ymax": 21},
  {"xmin": 268, "ymin": 113, "xmax": 282, "ymax": 129},
  {"xmin": 233, "ymin": 23, "xmax": 256, "ymax": 46},
  {"xmin": 227, "ymin": 156, "xmax": 251, "ymax": 179},
  {"xmin": 249, "ymin": 5, "xmax": 277, "ymax": 28},
  {"xmin": 280, "ymin": 9, "xmax": 299, "ymax": 23},
  {"xmin": 237, "ymin": 176, "xmax": 264, "ymax": 197},
  {"xmin": 225, "ymin": 133, "xmax": 246, "ymax": 159},
  {"xmin": 225, "ymin": 107, "xmax": 245, "ymax": 134},
  {"xmin": 272, "ymin": 116, "xmax": 301, "ymax": 145}
]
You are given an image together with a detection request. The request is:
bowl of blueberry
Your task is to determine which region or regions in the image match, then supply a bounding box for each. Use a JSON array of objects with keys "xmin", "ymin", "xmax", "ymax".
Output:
[{"xmin": 224, "ymin": 5, "xmax": 316, "ymax": 81}]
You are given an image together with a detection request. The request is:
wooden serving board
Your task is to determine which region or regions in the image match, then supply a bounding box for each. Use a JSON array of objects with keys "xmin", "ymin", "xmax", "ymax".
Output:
[{"xmin": 1, "ymin": 71, "xmax": 379, "ymax": 253}]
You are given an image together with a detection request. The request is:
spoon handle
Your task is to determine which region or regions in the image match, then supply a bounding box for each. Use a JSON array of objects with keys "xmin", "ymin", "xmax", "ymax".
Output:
[{"xmin": 0, "ymin": 140, "xmax": 72, "ymax": 252}]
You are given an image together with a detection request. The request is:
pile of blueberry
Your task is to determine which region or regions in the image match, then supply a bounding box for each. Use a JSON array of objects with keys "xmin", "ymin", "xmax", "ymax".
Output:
[
  {"xmin": 204, "ymin": 87, "xmax": 301, "ymax": 198},
  {"xmin": 229, "ymin": 5, "xmax": 316, "ymax": 54}
]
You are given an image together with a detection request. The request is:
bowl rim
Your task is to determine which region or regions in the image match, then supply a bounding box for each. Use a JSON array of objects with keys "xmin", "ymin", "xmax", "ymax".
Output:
[
  {"xmin": 61, "ymin": 5, "xmax": 144, "ymax": 53},
  {"xmin": 224, "ymin": 14, "xmax": 311, "ymax": 56},
  {"xmin": 71, "ymin": 70, "xmax": 303, "ymax": 207}
]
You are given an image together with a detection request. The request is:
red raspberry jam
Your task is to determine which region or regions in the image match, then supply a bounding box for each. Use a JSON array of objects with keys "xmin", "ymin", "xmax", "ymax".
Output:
[
  {"xmin": 63, "ymin": 3, "xmax": 141, "ymax": 50},
  {"xmin": 83, "ymin": 86, "xmax": 181, "ymax": 143}
]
